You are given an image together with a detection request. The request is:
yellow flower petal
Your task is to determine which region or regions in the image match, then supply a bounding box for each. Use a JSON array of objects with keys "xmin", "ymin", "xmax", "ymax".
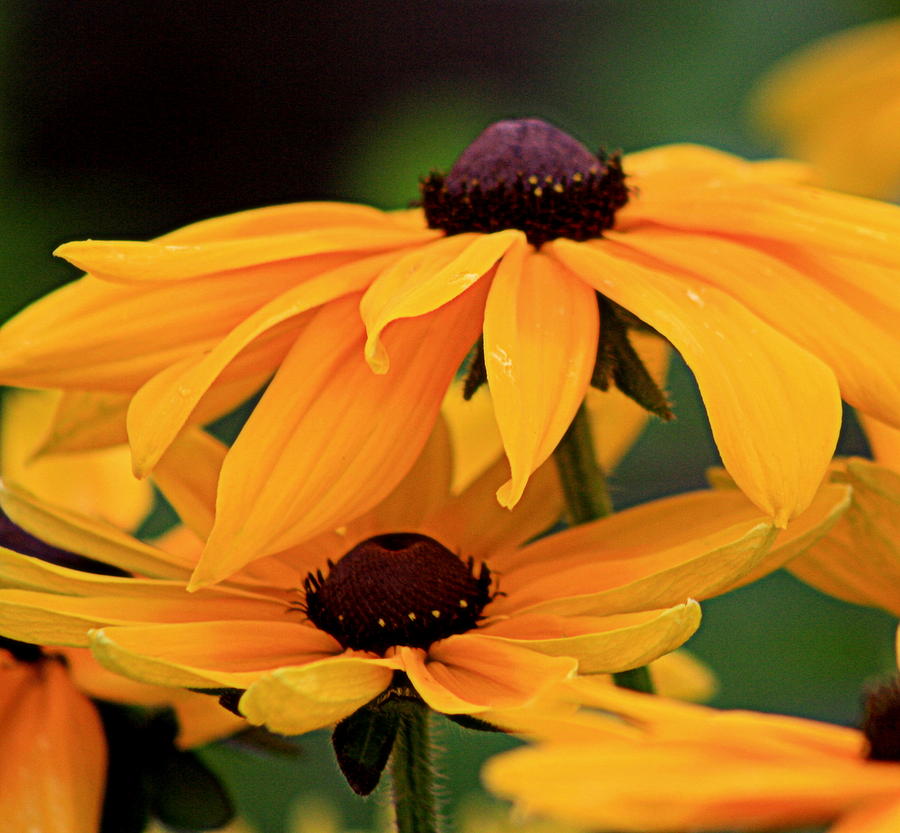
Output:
[
  {"xmin": 31, "ymin": 390, "xmax": 129, "ymax": 455},
  {"xmin": 830, "ymin": 797, "xmax": 900, "ymax": 833},
  {"xmin": 0, "ymin": 658, "xmax": 105, "ymax": 833},
  {"xmin": 240, "ymin": 655, "xmax": 399, "ymax": 735},
  {"xmin": 55, "ymin": 226, "xmax": 435, "ymax": 284},
  {"xmin": 483, "ymin": 244, "xmax": 598, "ymax": 508},
  {"xmin": 193, "ymin": 283, "xmax": 488, "ymax": 587},
  {"xmin": 426, "ymin": 455, "xmax": 562, "ymax": 558},
  {"xmin": 398, "ymin": 637, "xmax": 575, "ymax": 714},
  {"xmin": 126, "ymin": 252, "xmax": 398, "ymax": 476},
  {"xmin": 480, "ymin": 603, "xmax": 701, "ymax": 674},
  {"xmin": 483, "ymin": 736, "xmax": 900, "ymax": 833},
  {"xmin": 0, "ymin": 481, "xmax": 194, "ymax": 579},
  {"xmin": 1, "ymin": 390, "xmax": 152, "ymax": 531},
  {"xmin": 0, "ymin": 258, "xmax": 334, "ymax": 391},
  {"xmin": 789, "ymin": 459, "xmax": 900, "ymax": 615},
  {"xmin": 90, "ymin": 620, "xmax": 341, "ymax": 689},
  {"xmin": 441, "ymin": 380, "xmax": 503, "ymax": 494},
  {"xmin": 156, "ymin": 201, "xmax": 422, "ymax": 243},
  {"xmin": 614, "ymin": 228, "xmax": 900, "ymax": 427},
  {"xmin": 493, "ymin": 492, "xmax": 782, "ymax": 617},
  {"xmin": 550, "ymin": 238, "xmax": 841, "ymax": 524},
  {"xmin": 361, "ymin": 230, "xmax": 521, "ymax": 373},
  {"xmin": 152, "ymin": 428, "xmax": 227, "ymax": 540}
]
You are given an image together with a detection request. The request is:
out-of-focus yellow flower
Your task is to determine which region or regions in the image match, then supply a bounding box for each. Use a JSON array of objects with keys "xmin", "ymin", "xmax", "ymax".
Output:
[
  {"xmin": 483, "ymin": 645, "xmax": 900, "ymax": 833},
  {"xmin": 2, "ymin": 119, "xmax": 899, "ymax": 583},
  {"xmin": 752, "ymin": 17, "xmax": 900, "ymax": 199},
  {"xmin": 0, "ymin": 411, "xmax": 849, "ymax": 736}
]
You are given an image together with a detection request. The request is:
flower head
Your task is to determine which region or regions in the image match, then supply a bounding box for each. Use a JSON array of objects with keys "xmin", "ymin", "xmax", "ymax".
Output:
[
  {"xmin": 483, "ymin": 648, "xmax": 900, "ymax": 833},
  {"xmin": 752, "ymin": 17, "xmax": 900, "ymax": 199},
  {"xmin": 2, "ymin": 120, "xmax": 897, "ymax": 583},
  {"xmin": 0, "ymin": 415, "xmax": 850, "ymax": 739}
]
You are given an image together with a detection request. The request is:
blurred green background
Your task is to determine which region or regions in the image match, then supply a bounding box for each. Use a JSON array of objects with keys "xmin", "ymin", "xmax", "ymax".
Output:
[{"xmin": 2, "ymin": 1, "xmax": 899, "ymax": 831}]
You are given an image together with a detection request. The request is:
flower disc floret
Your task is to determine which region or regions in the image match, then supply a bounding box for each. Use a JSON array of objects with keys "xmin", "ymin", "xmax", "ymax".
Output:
[
  {"xmin": 421, "ymin": 118, "xmax": 629, "ymax": 247},
  {"xmin": 303, "ymin": 532, "xmax": 493, "ymax": 655}
]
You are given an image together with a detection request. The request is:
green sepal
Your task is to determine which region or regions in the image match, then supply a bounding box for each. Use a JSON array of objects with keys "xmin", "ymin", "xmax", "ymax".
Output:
[
  {"xmin": 592, "ymin": 296, "xmax": 673, "ymax": 421},
  {"xmin": 332, "ymin": 698, "xmax": 403, "ymax": 796}
]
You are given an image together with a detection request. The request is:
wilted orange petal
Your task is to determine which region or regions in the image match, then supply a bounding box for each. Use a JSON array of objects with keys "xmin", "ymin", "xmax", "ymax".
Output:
[
  {"xmin": 398, "ymin": 636, "xmax": 575, "ymax": 713},
  {"xmin": 91, "ymin": 620, "xmax": 341, "ymax": 689},
  {"xmin": 193, "ymin": 283, "xmax": 488, "ymax": 587},
  {"xmin": 361, "ymin": 230, "xmax": 521, "ymax": 373},
  {"xmin": 239, "ymin": 654, "xmax": 400, "ymax": 735},
  {"xmin": 0, "ymin": 658, "xmax": 105, "ymax": 833},
  {"xmin": 483, "ymin": 243, "xmax": 598, "ymax": 508},
  {"xmin": 550, "ymin": 238, "xmax": 841, "ymax": 525}
]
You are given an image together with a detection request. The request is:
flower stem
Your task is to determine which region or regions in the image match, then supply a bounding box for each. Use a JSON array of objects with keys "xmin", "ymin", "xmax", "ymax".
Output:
[
  {"xmin": 554, "ymin": 403, "xmax": 614, "ymax": 523},
  {"xmin": 554, "ymin": 403, "xmax": 655, "ymax": 695},
  {"xmin": 391, "ymin": 699, "xmax": 439, "ymax": 833}
]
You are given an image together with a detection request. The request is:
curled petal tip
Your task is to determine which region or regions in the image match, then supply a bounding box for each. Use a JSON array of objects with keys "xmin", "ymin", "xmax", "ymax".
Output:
[
  {"xmin": 364, "ymin": 338, "xmax": 391, "ymax": 375},
  {"xmin": 495, "ymin": 479, "xmax": 523, "ymax": 510}
]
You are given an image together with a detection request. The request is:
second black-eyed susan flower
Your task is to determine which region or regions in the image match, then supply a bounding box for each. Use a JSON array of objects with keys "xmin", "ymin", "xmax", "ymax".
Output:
[
  {"xmin": 0, "ymin": 415, "xmax": 850, "ymax": 744},
  {"xmin": 2, "ymin": 118, "xmax": 898, "ymax": 584}
]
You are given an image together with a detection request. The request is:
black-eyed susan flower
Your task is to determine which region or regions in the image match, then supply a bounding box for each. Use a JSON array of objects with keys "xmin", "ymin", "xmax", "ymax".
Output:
[
  {"xmin": 2, "ymin": 118, "xmax": 898, "ymax": 584},
  {"xmin": 752, "ymin": 17, "xmax": 900, "ymax": 199},
  {"xmin": 0, "ymin": 415, "xmax": 850, "ymax": 750},
  {"xmin": 483, "ymin": 649, "xmax": 900, "ymax": 833}
]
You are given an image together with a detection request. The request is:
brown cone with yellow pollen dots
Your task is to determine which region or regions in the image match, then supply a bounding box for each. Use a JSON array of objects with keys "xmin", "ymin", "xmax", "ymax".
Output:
[{"xmin": 2, "ymin": 118, "xmax": 900, "ymax": 586}]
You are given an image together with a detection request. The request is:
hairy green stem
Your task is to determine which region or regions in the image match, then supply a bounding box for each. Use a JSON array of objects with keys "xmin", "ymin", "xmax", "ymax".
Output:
[
  {"xmin": 554, "ymin": 403, "xmax": 655, "ymax": 695},
  {"xmin": 391, "ymin": 700, "xmax": 439, "ymax": 833},
  {"xmin": 554, "ymin": 403, "xmax": 614, "ymax": 523}
]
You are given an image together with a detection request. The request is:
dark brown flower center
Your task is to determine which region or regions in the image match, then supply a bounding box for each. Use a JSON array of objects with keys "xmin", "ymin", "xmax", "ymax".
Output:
[
  {"xmin": 862, "ymin": 676, "xmax": 900, "ymax": 761},
  {"xmin": 421, "ymin": 118, "xmax": 628, "ymax": 248},
  {"xmin": 303, "ymin": 533, "xmax": 493, "ymax": 655}
]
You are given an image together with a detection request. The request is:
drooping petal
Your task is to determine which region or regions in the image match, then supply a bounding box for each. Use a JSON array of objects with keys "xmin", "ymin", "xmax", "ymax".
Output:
[
  {"xmin": 152, "ymin": 428, "xmax": 227, "ymax": 540},
  {"xmin": 55, "ymin": 227, "xmax": 436, "ymax": 283},
  {"xmin": 789, "ymin": 459, "xmax": 900, "ymax": 615},
  {"xmin": 0, "ymin": 481, "xmax": 194, "ymax": 579},
  {"xmin": 126, "ymin": 252, "xmax": 399, "ymax": 476},
  {"xmin": 90, "ymin": 620, "xmax": 342, "ymax": 689},
  {"xmin": 550, "ymin": 238, "xmax": 841, "ymax": 525},
  {"xmin": 613, "ymin": 228, "xmax": 900, "ymax": 427},
  {"xmin": 0, "ymin": 658, "xmax": 106, "ymax": 833},
  {"xmin": 0, "ymin": 254, "xmax": 352, "ymax": 392},
  {"xmin": 397, "ymin": 637, "xmax": 575, "ymax": 714},
  {"xmin": 193, "ymin": 283, "xmax": 488, "ymax": 587},
  {"xmin": 239, "ymin": 654, "xmax": 400, "ymax": 735},
  {"xmin": 480, "ymin": 604, "xmax": 701, "ymax": 674},
  {"xmin": 483, "ymin": 243, "xmax": 598, "ymax": 507},
  {"xmin": 361, "ymin": 230, "xmax": 521, "ymax": 373}
]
